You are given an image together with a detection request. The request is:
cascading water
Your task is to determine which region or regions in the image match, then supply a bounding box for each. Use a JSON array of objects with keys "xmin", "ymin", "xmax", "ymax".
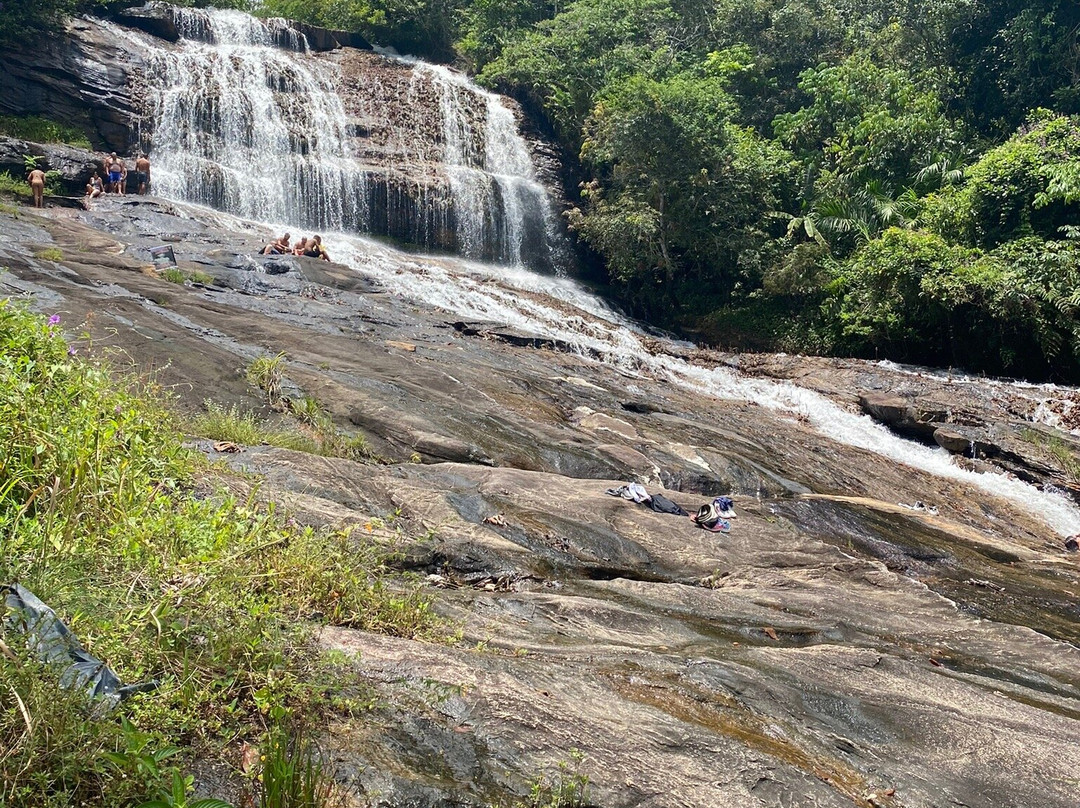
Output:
[
  {"xmin": 129, "ymin": 7, "xmax": 1080, "ymax": 536},
  {"xmin": 137, "ymin": 7, "xmax": 561, "ymax": 269},
  {"xmin": 414, "ymin": 62, "xmax": 559, "ymax": 267},
  {"xmin": 146, "ymin": 8, "xmax": 367, "ymax": 231}
]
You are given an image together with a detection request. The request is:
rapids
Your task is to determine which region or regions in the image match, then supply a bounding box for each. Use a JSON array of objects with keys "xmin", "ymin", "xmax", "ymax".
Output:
[{"xmin": 134, "ymin": 7, "xmax": 1080, "ymax": 536}]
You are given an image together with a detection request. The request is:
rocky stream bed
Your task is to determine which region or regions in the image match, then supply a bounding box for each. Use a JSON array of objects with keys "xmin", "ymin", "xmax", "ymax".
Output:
[{"xmin": 2, "ymin": 197, "xmax": 1079, "ymax": 808}]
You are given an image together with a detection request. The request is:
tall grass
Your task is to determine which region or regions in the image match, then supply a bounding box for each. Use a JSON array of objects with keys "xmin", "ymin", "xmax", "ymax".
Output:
[{"xmin": 0, "ymin": 301, "xmax": 438, "ymax": 807}]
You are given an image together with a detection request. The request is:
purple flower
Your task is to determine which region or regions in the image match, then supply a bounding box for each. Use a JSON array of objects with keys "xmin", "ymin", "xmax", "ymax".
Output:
[
  {"xmin": 68, "ymin": 346, "xmax": 77, "ymax": 356},
  {"xmin": 48, "ymin": 314, "xmax": 60, "ymax": 326}
]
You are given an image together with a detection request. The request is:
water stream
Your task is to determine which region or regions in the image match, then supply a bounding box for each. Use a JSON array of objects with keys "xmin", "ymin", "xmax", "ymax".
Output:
[{"xmin": 134, "ymin": 8, "xmax": 1080, "ymax": 536}]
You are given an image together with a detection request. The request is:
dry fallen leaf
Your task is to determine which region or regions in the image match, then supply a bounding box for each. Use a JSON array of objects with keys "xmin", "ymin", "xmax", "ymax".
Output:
[
  {"xmin": 763, "ymin": 627, "xmax": 778, "ymax": 641},
  {"xmin": 213, "ymin": 440, "xmax": 242, "ymax": 453},
  {"xmin": 240, "ymin": 741, "xmax": 259, "ymax": 774}
]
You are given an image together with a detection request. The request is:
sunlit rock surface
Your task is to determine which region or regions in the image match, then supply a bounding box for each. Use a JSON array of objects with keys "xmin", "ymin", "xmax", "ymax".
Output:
[{"xmin": 2, "ymin": 198, "xmax": 1078, "ymax": 808}]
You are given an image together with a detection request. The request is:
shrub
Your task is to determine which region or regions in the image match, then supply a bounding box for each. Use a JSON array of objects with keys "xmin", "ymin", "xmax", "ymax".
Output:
[
  {"xmin": 34, "ymin": 247, "xmax": 64, "ymax": 262},
  {"xmin": 822, "ymin": 228, "xmax": 1080, "ymax": 378},
  {"xmin": 922, "ymin": 111, "xmax": 1080, "ymax": 248},
  {"xmin": 0, "ymin": 170, "xmax": 33, "ymax": 198}
]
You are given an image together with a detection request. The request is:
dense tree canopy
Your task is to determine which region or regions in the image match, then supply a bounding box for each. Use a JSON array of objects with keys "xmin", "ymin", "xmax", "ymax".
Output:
[{"xmin": 10, "ymin": 0, "xmax": 1080, "ymax": 379}]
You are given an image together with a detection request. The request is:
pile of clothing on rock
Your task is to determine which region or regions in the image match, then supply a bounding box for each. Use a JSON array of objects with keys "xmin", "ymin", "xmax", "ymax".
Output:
[{"xmin": 605, "ymin": 484, "xmax": 737, "ymax": 534}]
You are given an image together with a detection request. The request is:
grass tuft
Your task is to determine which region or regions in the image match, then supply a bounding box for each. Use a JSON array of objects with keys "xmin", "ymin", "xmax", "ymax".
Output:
[{"xmin": 34, "ymin": 247, "xmax": 64, "ymax": 262}]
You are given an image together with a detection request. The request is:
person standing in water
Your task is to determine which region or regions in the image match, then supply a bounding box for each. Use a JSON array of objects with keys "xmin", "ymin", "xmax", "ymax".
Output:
[{"xmin": 27, "ymin": 167, "xmax": 46, "ymax": 208}]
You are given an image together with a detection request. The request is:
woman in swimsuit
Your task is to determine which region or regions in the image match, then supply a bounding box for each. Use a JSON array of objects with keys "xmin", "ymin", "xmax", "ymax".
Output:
[{"xmin": 86, "ymin": 173, "xmax": 104, "ymax": 199}]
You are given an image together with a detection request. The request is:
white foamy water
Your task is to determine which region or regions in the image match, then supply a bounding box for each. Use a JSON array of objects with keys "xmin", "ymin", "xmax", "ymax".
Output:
[{"xmin": 142, "ymin": 9, "xmax": 367, "ymax": 231}]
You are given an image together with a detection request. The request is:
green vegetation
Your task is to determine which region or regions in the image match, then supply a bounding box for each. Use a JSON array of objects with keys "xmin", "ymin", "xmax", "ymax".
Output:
[
  {"xmin": 0, "ymin": 301, "xmax": 437, "ymax": 807},
  {"xmin": 235, "ymin": 353, "xmax": 376, "ymax": 461},
  {"xmin": 160, "ymin": 267, "xmax": 214, "ymax": 285},
  {"xmin": 253, "ymin": 724, "xmax": 339, "ymax": 808},
  {"xmin": 191, "ymin": 400, "xmax": 374, "ymax": 461},
  {"xmin": 0, "ymin": 171, "xmax": 33, "ymax": 198},
  {"xmin": 1020, "ymin": 428, "xmax": 1080, "ymax": 483},
  {"xmin": 35, "ymin": 247, "xmax": 65, "ymax": 262},
  {"xmin": 523, "ymin": 750, "xmax": 590, "ymax": 808},
  {"xmin": 0, "ymin": 115, "xmax": 91, "ymax": 149}
]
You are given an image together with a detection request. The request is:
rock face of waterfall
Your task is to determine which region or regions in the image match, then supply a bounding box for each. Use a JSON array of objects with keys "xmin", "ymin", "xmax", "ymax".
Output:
[
  {"xmin": 136, "ymin": 6, "xmax": 565, "ymax": 271},
  {"xmin": 0, "ymin": 3, "xmax": 568, "ymax": 270}
]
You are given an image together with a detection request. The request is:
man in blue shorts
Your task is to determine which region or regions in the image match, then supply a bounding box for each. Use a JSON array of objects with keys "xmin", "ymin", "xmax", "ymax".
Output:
[{"xmin": 106, "ymin": 153, "xmax": 126, "ymax": 194}]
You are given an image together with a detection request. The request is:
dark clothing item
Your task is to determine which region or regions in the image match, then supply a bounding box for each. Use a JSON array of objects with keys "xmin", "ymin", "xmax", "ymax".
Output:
[
  {"xmin": 2, "ymin": 583, "xmax": 157, "ymax": 710},
  {"xmin": 647, "ymin": 493, "xmax": 688, "ymax": 516}
]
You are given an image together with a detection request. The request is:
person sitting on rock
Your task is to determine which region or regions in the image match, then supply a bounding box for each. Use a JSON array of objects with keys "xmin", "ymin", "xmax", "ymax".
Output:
[
  {"xmin": 85, "ymin": 172, "xmax": 104, "ymax": 200},
  {"xmin": 27, "ymin": 167, "xmax": 46, "ymax": 208},
  {"xmin": 303, "ymin": 234, "xmax": 330, "ymax": 261},
  {"xmin": 291, "ymin": 236, "xmax": 310, "ymax": 256},
  {"xmin": 260, "ymin": 232, "xmax": 291, "ymax": 255}
]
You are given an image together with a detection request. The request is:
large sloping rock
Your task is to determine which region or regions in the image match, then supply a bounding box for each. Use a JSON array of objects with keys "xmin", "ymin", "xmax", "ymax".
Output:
[{"xmin": 4, "ymin": 187, "xmax": 1080, "ymax": 808}]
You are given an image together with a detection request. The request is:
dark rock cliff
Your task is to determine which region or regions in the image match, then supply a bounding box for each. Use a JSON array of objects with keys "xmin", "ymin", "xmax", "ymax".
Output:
[{"xmin": 0, "ymin": 17, "xmax": 143, "ymax": 154}]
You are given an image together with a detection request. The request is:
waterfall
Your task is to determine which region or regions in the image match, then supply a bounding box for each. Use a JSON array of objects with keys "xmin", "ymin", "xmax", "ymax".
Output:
[
  {"xmin": 414, "ymin": 62, "xmax": 560, "ymax": 267},
  {"xmin": 145, "ymin": 8, "xmax": 366, "ymax": 231},
  {"xmin": 138, "ymin": 7, "xmax": 562, "ymax": 270}
]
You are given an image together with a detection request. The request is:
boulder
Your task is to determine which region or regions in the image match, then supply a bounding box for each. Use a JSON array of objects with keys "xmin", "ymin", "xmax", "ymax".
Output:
[
  {"xmin": 0, "ymin": 136, "xmax": 102, "ymax": 191},
  {"xmin": 287, "ymin": 21, "xmax": 373, "ymax": 52},
  {"xmin": 933, "ymin": 426, "xmax": 997, "ymax": 457},
  {"xmin": 262, "ymin": 255, "xmax": 300, "ymax": 275},
  {"xmin": 858, "ymin": 392, "xmax": 944, "ymax": 440},
  {"xmin": 933, "ymin": 427, "xmax": 973, "ymax": 455}
]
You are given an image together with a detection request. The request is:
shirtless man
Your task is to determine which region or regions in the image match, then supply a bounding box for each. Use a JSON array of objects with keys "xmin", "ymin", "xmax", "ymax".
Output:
[
  {"xmin": 305, "ymin": 234, "xmax": 330, "ymax": 261},
  {"xmin": 106, "ymin": 153, "xmax": 125, "ymax": 194},
  {"xmin": 260, "ymin": 232, "xmax": 291, "ymax": 255},
  {"xmin": 28, "ymin": 167, "xmax": 46, "ymax": 208},
  {"xmin": 134, "ymin": 154, "xmax": 151, "ymax": 195}
]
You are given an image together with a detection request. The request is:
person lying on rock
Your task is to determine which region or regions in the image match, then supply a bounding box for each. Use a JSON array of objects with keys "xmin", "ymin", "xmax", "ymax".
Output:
[
  {"xmin": 260, "ymin": 232, "xmax": 291, "ymax": 255},
  {"xmin": 85, "ymin": 172, "xmax": 104, "ymax": 200},
  {"xmin": 27, "ymin": 167, "xmax": 46, "ymax": 208}
]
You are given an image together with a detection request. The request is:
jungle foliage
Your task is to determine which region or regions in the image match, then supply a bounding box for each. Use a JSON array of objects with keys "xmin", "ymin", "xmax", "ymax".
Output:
[{"xmin": 13, "ymin": 0, "xmax": 1080, "ymax": 379}]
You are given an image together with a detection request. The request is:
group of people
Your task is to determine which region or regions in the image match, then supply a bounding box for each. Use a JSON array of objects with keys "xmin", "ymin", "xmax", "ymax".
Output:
[
  {"xmin": 22, "ymin": 151, "xmax": 152, "ymax": 208},
  {"xmin": 259, "ymin": 232, "xmax": 331, "ymax": 261},
  {"xmin": 85, "ymin": 152, "xmax": 151, "ymax": 200}
]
